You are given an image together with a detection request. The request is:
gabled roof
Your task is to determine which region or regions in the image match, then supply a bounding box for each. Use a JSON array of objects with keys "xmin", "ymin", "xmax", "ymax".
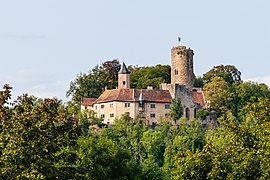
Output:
[
  {"xmin": 193, "ymin": 89, "xmax": 207, "ymax": 109},
  {"xmin": 81, "ymin": 98, "xmax": 97, "ymax": 107},
  {"xmin": 118, "ymin": 62, "xmax": 130, "ymax": 74},
  {"xmin": 95, "ymin": 89, "xmax": 172, "ymax": 103}
]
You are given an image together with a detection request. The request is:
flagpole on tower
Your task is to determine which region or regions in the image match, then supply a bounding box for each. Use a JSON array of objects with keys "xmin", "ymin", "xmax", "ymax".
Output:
[{"xmin": 178, "ymin": 37, "xmax": 181, "ymax": 45}]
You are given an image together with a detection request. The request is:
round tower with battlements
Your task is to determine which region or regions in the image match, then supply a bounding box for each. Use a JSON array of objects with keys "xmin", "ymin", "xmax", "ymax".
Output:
[{"xmin": 171, "ymin": 46, "xmax": 195, "ymax": 88}]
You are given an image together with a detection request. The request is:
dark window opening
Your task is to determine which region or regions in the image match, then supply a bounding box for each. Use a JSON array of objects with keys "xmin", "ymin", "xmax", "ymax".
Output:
[
  {"xmin": 125, "ymin": 103, "xmax": 130, "ymax": 108},
  {"xmin": 186, "ymin": 108, "xmax": 190, "ymax": 119},
  {"xmin": 165, "ymin": 104, "xmax": 170, "ymax": 109}
]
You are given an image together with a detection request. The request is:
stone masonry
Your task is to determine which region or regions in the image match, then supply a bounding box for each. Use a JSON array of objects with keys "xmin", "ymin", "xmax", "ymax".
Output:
[
  {"xmin": 161, "ymin": 45, "xmax": 199, "ymax": 119},
  {"xmin": 171, "ymin": 46, "xmax": 195, "ymax": 88}
]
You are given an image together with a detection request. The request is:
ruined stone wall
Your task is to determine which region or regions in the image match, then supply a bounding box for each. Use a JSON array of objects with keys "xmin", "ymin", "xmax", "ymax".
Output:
[
  {"xmin": 161, "ymin": 83, "xmax": 196, "ymax": 119},
  {"xmin": 174, "ymin": 84, "xmax": 196, "ymax": 119}
]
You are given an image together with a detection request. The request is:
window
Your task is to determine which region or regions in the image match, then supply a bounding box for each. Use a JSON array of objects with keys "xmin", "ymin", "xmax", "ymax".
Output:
[
  {"xmin": 123, "ymin": 81, "xmax": 126, "ymax": 85},
  {"xmin": 110, "ymin": 113, "xmax": 114, "ymax": 118},
  {"xmin": 85, "ymin": 107, "xmax": 87, "ymax": 110},
  {"xmin": 186, "ymin": 108, "xmax": 190, "ymax": 119},
  {"xmin": 101, "ymin": 105, "xmax": 105, "ymax": 109},
  {"xmin": 101, "ymin": 114, "xmax": 105, "ymax": 118},
  {"xmin": 150, "ymin": 104, "xmax": 156, "ymax": 108},
  {"xmin": 125, "ymin": 102, "xmax": 130, "ymax": 108},
  {"xmin": 152, "ymin": 122, "xmax": 157, "ymax": 126},
  {"xmin": 165, "ymin": 113, "xmax": 169, "ymax": 118},
  {"xmin": 165, "ymin": 104, "xmax": 170, "ymax": 109},
  {"xmin": 150, "ymin": 113, "xmax": 155, "ymax": 118},
  {"xmin": 95, "ymin": 106, "xmax": 97, "ymax": 110},
  {"xmin": 110, "ymin": 103, "xmax": 113, "ymax": 108},
  {"xmin": 175, "ymin": 69, "xmax": 178, "ymax": 75}
]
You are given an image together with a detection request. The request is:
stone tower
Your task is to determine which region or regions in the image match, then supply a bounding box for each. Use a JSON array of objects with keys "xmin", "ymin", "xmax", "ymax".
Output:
[
  {"xmin": 118, "ymin": 62, "xmax": 130, "ymax": 89},
  {"xmin": 171, "ymin": 46, "xmax": 195, "ymax": 88}
]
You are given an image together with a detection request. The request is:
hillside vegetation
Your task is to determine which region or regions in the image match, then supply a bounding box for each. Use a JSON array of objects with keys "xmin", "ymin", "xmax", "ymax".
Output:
[{"xmin": 1, "ymin": 61, "xmax": 270, "ymax": 179}]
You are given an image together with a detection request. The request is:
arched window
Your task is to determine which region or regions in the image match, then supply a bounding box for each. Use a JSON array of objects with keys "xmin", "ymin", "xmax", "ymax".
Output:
[
  {"xmin": 186, "ymin": 108, "xmax": 190, "ymax": 119},
  {"xmin": 175, "ymin": 69, "xmax": 179, "ymax": 75}
]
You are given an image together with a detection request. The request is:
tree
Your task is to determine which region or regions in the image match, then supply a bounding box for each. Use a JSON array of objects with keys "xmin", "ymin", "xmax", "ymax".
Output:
[
  {"xmin": 164, "ymin": 119, "xmax": 206, "ymax": 176},
  {"xmin": 66, "ymin": 65, "xmax": 105, "ymax": 104},
  {"xmin": 169, "ymin": 99, "xmax": 183, "ymax": 122},
  {"xmin": 66, "ymin": 60, "xmax": 121, "ymax": 107},
  {"xmin": 196, "ymin": 109, "xmax": 209, "ymax": 120},
  {"xmin": 203, "ymin": 76, "xmax": 234, "ymax": 115},
  {"xmin": 235, "ymin": 81, "xmax": 270, "ymax": 118},
  {"xmin": 194, "ymin": 76, "xmax": 204, "ymax": 88},
  {"xmin": 130, "ymin": 64, "xmax": 171, "ymax": 89},
  {"xmin": 202, "ymin": 64, "xmax": 242, "ymax": 85},
  {"xmin": 55, "ymin": 136, "xmax": 136, "ymax": 179},
  {"xmin": 0, "ymin": 90, "xmax": 82, "ymax": 179},
  {"xmin": 171, "ymin": 98, "xmax": 270, "ymax": 179},
  {"xmin": 100, "ymin": 59, "xmax": 121, "ymax": 89},
  {"xmin": 78, "ymin": 109, "xmax": 103, "ymax": 136},
  {"xmin": 98, "ymin": 115, "xmax": 169, "ymax": 179}
]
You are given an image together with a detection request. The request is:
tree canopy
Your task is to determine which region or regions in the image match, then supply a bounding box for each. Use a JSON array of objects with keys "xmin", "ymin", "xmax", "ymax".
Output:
[{"xmin": 1, "ymin": 61, "xmax": 270, "ymax": 179}]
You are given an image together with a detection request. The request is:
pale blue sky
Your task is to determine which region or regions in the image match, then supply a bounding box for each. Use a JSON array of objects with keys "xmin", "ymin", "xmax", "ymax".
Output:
[{"xmin": 0, "ymin": 0, "xmax": 269, "ymax": 101}]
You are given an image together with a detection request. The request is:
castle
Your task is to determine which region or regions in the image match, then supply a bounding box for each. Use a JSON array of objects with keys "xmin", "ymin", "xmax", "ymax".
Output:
[{"xmin": 81, "ymin": 44, "xmax": 206, "ymax": 125}]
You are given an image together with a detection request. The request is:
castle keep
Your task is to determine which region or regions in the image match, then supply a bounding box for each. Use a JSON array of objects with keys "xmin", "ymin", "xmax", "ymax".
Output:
[
  {"xmin": 161, "ymin": 45, "xmax": 203, "ymax": 119},
  {"xmin": 81, "ymin": 44, "xmax": 206, "ymax": 124}
]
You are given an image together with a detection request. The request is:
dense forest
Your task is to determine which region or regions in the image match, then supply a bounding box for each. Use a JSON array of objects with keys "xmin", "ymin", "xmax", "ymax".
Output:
[{"xmin": 1, "ymin": 60, "xmax": 270, "ymax": 179}]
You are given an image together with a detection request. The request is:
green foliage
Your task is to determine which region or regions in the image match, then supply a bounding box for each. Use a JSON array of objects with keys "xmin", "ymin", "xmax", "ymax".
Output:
[
  {"xmin": 129, "ymin": 64, "xmax": 171, "ymax": 89},
  {"xmin": 163, "ymin": 119, "xmax": 206, "ymax": 176},
  {"xmin": 2, "ymin": 62, "xmax": 270, "ymax": 179},
  {"xmin": 194, "ymin": 76, "xmax": 204, "ymax": 88},
  {"xmin": 202, "ymin": 64, "xmax": 242, "ymax": 85},
  {"xmin": 171, "ymin": 98, "xmax": 270, "ymax": 179},
  {"xmin": 100, "ymin": 59, "xmax": 121, "ymax": 89},
  {"xmin": 203, "ymin": 76, "xmax": 234, "ymax": 115},
  {"xmin": 66, "ymin": 60, "xmax": 120, "ymax": 106},
  {"xmin": 0, "ymin": 91, "xmax": 82, "ymax": 179},
  {"xmin": 196, "ymin": 109, "xmax": 210, "ymax": 120},
  {"xmin": 235, "ymin": 81, "xmax": 270, "ymax": 118},
  {"xmin": 169, "ymin": 99, "xmax": 183, "ymax": 122},
  {"xmin": 55, "ymin": 136, "xmax": 135, "ymax": 179},
  {"xmin": 78, "ymin": 109, "xmax": 103, "ymax": 136}
]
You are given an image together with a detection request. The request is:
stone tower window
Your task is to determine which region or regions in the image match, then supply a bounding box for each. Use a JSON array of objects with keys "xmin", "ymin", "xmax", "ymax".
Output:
[
  {"xmin": 186, "ymin": 108, "xmax": 190, "ymax": 119},
  {"xmin": 123, "ymin": 81, "xmax": 126, "ymax": 85},
  {"xmin": 175, "ymin": 69, "xmax": 179, "ymax": 75}
]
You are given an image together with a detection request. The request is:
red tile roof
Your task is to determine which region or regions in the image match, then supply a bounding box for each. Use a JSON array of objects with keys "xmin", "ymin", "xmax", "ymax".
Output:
[
  {"xmin": 193, "ymin": 90, "xmax": 207, "ymax": 108},
  {"xmin": 81, "ymin": 98, "xmax": 97, "ymax": 107},
  {"xmin": 95, "ymin": 89, "xmax": 172, "ymax": 103}
]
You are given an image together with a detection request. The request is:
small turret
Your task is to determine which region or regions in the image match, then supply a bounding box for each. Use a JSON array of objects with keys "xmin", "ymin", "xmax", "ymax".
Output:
[{"xmin": 118, "ymin": 62, "xmax": 130, "ymax": 89}]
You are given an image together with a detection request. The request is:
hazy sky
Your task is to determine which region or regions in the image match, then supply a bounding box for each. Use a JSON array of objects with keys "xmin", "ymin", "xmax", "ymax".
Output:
[{"xmin": 0, "ymin": 0, "xmax": 269, "ymax": 101}]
